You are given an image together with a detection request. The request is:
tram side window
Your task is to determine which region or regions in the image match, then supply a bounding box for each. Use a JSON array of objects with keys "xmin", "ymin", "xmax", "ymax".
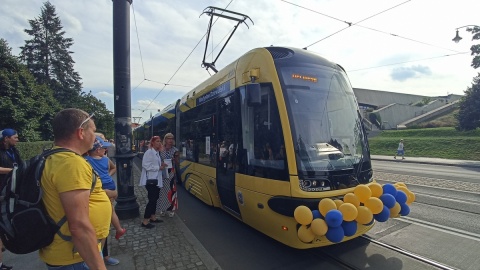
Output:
[
  {"xmin": 179, "ymin": 100, "xmax": 216, "ymax": 167},
  {"xmin": 239, "ymin": 84, "xmax": 288, "ymax": 181}
]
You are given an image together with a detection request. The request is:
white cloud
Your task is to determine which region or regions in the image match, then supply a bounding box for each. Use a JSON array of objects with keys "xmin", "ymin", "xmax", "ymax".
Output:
[{"xmin": 1, "ymin": 0, "xmax": 479, "ymax": 119}]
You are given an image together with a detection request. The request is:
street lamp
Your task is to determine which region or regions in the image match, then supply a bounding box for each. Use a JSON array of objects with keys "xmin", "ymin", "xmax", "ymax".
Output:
[{"xmin": 452, "ymin": 25, "xmax": 480, "ymax": 43}]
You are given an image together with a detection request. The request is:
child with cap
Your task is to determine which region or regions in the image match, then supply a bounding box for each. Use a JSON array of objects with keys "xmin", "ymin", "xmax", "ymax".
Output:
[{"xmin": 86, "ymin": 136, "xmax": 125, "ymax": 266}]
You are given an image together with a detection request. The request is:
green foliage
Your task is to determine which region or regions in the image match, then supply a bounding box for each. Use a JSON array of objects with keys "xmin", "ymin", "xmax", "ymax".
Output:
[
  {"xmin": 368, "ymin": 128, "xmax": 480, "ymax": 160},
  {"xmin": 467, "ymin": 26, "xmax": 480, "ymax": 69},
  {"xmin": 0, "ymin": 38, "xmax": 61, "ymax": 141},
  {"xmin": 19, "ymin": 1, "xmax": 82, "ymax": 108},
  {"xmin": 456, "ymin": 74, "xmax": 480, "ymax": 131},
  {"xmin": 75, "ymin": 91, "xmax": 114, "ymax": 138},
  {"xmin": 3, "ymin": 1, "xmax": 114, "ymax": 140},
  {"xmin": 16, "ymin": 141, "xmax": 54, "ymax": 160},
  {"xmin": 455, "ymin": 26, "xmax": 480, "ymax": 130}
]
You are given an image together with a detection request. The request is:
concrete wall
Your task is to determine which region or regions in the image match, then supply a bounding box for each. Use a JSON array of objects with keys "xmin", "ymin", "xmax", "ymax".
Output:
[{"xmin": 353, "ymin": 88, "xmax": 463, "ymax": 129}]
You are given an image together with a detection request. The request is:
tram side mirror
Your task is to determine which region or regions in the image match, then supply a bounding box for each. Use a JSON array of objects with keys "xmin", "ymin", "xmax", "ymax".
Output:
[{"xmin": 246, "ymin": 83, "xmax": 261, "ymax": 106}]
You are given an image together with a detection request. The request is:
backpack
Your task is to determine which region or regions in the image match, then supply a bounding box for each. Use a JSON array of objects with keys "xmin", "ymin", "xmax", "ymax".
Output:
[{"xmin": 0, "ymin": 148, "xmax": 96, "ymax": 254}]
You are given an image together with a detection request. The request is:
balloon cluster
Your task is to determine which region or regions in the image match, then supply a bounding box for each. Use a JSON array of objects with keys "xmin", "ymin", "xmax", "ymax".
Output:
[{"xmin": 295, "ymin": 182, "xmax": 415, "ymax": 244}]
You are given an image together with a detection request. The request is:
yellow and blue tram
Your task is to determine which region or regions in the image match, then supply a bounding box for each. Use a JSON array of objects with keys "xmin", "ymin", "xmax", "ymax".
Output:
[{"xmin": 134, "ymin": 47, "xmax": 414, "ymax": 248}]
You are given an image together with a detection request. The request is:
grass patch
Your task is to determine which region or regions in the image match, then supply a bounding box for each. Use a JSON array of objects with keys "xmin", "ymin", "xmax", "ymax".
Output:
[{"xmin": 368, "ymin": 127, "xmax": 480, "ymax": 161}]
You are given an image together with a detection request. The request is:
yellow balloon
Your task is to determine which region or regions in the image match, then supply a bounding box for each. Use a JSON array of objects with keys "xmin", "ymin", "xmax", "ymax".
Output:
[
  {"xmin": 343, "ymin": 193, "xmax": 360, "ymax": 207},
  {"xmin": 294, "ymin": 206, "xmax": 313, "ymax": 225},
  {"xmin": 368, "ymin": 183, "xmax": 383, "ymax": 198},
  {"xmin": 311, "ymin": 218, "xmax": 328, "ymax": 236},
  {"xmin": 318, "ymin": 198, "xmax": 337, "ymax": 217},
  {"xmin": 406, "ymin": 191, "xmax": 416, "ymax": 205},
  {"xmin": 297, "ymin": 225, "xmax": 315, "ymax": 243},
  {"xmin": 355, "ymin": 206, "xmax": 373, "ymax": 224},
  {"xmin": 354, "ymin": 185, "xmax": 372, "ymax": 203},
  {"xmin": 334, "ymin": 199, "xmax": 344, "ymax": 208},
  {"xmin": 390, "ymin": 202, "xmax": 401, "ymax": 218},
  {"xmin": 364, "ymin": 197, "xmax": 383, "ymax": 214},
  {"xmin": 339, "ymin": 203, "xmax": 358, "ymax": 221},
  {"xmin": 395, "ymin": 182, "xmax": 407, "ymax": 188},
  {"xmin": 396, "ymin": 186, "xmax": 409, "ymax": 195}
]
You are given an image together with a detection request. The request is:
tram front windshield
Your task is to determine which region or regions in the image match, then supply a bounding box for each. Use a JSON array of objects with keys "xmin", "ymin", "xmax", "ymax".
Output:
[{"xmin": 279, "ymin": 65, "xmax": 369, "ymax": 172}]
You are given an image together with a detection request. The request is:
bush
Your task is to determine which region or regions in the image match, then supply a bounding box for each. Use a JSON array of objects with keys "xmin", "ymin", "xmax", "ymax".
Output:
[{"xmin": 16, "ymin": 141, "xmax": 54, "ymax": 160}]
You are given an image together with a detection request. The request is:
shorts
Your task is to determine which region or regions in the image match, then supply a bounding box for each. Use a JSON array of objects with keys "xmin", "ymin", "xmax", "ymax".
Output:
[
  {"xmin": 102, "ymin": 181, "xmax": 116, "ymax": 190},
  {"xmin": 397, "ymin": 150, "xmax": 404, "ymax": 156}
]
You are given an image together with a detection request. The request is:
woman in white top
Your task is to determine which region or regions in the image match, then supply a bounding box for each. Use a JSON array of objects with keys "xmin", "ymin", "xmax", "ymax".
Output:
[{"xmin": 140, "ymin": 136, "xmax": 167, "ymax": 228}]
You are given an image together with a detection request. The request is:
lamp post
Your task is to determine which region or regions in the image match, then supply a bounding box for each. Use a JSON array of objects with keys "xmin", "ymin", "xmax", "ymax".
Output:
[
  {"xmin": 452, "ymin": 25, "xmax": 480, "ymax": 43},
  {"xmin": 112, "ymin": 0, "xmax": 139, "ymax": 219}
]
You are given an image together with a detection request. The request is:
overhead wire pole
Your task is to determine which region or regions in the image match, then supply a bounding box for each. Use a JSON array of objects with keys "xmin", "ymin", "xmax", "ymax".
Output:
[{"xmin": 112, "ymin": 0, "xmax": 139, "ymax": 219}]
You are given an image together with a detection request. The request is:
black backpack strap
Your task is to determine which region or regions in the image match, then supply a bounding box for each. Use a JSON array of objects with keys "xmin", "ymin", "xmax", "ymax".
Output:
[{"xmin": 40, "ymin": 148, "xmax": 98, "ymax": 242}]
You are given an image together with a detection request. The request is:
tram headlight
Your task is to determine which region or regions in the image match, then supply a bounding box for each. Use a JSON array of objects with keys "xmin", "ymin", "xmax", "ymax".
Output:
[{"xmin": 299, "ymin": 178, "xmax": 331, "ymax": 192}]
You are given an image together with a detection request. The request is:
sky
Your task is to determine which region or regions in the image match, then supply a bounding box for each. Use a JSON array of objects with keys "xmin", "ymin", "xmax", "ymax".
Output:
[{"xmin": 1, "ymin": 0, "xmax": 479, "ymax": 123}]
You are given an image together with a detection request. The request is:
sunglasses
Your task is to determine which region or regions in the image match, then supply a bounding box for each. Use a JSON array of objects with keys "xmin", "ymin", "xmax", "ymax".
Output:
[{"xmin": 78, "ymin": 113, "xmax": 95, "ymax": 129}]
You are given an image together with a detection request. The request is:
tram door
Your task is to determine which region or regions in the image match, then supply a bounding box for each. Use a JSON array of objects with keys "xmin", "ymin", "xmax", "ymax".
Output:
[{"xmin": 216, "ymin": 93, "xmax": 241, "ymax": 216}]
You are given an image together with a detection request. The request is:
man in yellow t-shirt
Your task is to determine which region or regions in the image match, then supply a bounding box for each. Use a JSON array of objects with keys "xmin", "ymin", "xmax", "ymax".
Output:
[{"xmin": 40, "ymin": 108, "xmax": 111, "ymax": 270}]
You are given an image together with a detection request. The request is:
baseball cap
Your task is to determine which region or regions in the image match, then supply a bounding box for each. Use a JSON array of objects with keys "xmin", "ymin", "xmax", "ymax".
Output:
[
  {"xmin": 0, "ymin": 129, "xmax": 17, "ymax": 140},
  {"xmin": 91, "ymin": 135, "xmax": 112, "ymax": 150}
]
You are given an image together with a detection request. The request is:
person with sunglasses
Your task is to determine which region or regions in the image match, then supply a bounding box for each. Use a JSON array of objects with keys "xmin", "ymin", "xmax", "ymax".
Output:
[{"xmin": 39, "ymin": 109, "xmax": 111, "ymax": 270}]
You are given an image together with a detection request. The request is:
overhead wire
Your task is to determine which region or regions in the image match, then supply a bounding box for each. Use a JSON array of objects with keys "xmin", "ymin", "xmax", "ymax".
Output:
[
  {"xmin": 281, "ymin": 0, "xmax": 467, "ymax": 71},
  {"xmin": 347, "ymin": 51, "xmax": 470, "ymax": 72},
  {"xmin": 137, "ymin": 0, "xmax": 235, "ymax": 117}
]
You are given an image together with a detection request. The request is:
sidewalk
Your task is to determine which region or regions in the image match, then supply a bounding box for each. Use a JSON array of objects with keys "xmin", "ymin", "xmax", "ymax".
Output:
[
  {"xmin": 371, "ymin": 155, "xmax": 480, "ymax": 168},
  {"xmin": 4, "ymin": 160, "xmax": 221, "ymax": 270}
]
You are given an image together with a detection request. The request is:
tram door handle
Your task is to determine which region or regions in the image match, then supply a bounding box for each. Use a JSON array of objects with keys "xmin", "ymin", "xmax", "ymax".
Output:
[{"xmin": 209, "ymin": 179, "xmax": 215, "ymax": 186}]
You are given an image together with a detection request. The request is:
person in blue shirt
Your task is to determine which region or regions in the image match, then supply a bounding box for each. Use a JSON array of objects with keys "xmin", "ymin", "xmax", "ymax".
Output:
[{"xmin": 86, "ymin": 136, "xmax": 125, "ymax": 266}]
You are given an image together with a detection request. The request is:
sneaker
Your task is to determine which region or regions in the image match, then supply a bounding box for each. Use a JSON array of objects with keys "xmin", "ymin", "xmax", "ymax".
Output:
[
  {"xmin": 141, "ymin": 222, "xmax": 155, "ymax": 229},
  {"xmin": 115, "ymin": 228, "xmax": 126, "ymax": 240},
  {"xmin": 104, "ymin": 257, "xmax": 120, "ymax": 266},
  {"xmin": 159, "ymin": 211, "xmax": 166, "ymax": 217},
  {"xmin": 168, "ymin": 211, "xmax": 175, "ymax": 218},
  {"xmin": 0, "ymin": 264, "xmax": 13, "ymax": 270},
  {"xmin": 393, "ymin": 156, "xmax": 396, "ymax": 159}
]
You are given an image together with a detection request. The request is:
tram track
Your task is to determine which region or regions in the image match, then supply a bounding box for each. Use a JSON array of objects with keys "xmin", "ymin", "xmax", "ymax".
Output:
[{"xmin": 359, "ymin": 235, "xmax": 459, "ymax": 270}]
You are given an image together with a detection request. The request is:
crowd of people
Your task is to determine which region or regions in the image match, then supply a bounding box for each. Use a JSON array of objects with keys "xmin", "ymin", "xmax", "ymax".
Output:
[{"xmin": 0, "ymin": 108, "xmax": 181, "ymax": 269}]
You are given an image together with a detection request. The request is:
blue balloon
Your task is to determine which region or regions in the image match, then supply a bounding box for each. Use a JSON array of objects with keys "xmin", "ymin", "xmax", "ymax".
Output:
[
  {"xmin": 342, "ymin": 221, "xmax": 357, "ymax": 237},
  {"xmin": 326, "ymin": 226, "xmax": 344, "ymax": 243},
  {"xmin": 325, "ymin": 210, "xmax": 343, "ymax": 228},
  {"xmin": 374, "ymin": 206, "xmax": 390, "ymax": 222},
  {"xmin": 380, "ymin": 193, "xmax": 396, "ymax": 208},
  {"xmin": 399, "ymin": 203, "xmax": 410, "ymax": 216},
  {"xmin": 382, "ymin": 184, "xmax": 397, "ymax": 197},
  {"xmin": 395, "ymin": 191, "xmax": 408, "ymax": 204},
  {"xmin": 312, "ymin": 210, "xmax": 322, "ymax": 219}
]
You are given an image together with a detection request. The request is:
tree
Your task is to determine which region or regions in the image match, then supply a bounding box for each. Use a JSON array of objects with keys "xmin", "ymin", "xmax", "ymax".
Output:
[
  {"xmin": 468, "ymin": 26, "xmax": 480, "ymax": 69},
  {"xmin": 456, "ymin": 26, "xmax": 480, "ymax": 130},
  {"xmin": 456, "ymin": 75, "xmax": 480, "ymax": 131},
  {"xmin": 0, "ymin": 38, "xmax": 60, "ymax": 141},
  {"xmin": 19, "ymin": 1, "xmax": 82, "ymax": 108},
  {"xmin": 75, "ymin": 91, "xmax": 115, "ymax": 139}
]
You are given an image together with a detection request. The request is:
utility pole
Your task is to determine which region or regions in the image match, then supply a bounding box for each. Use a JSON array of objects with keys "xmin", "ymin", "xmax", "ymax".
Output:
[{"xmin": 112, "ymin": 0, "xmax": 139, "ymax": 219}]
